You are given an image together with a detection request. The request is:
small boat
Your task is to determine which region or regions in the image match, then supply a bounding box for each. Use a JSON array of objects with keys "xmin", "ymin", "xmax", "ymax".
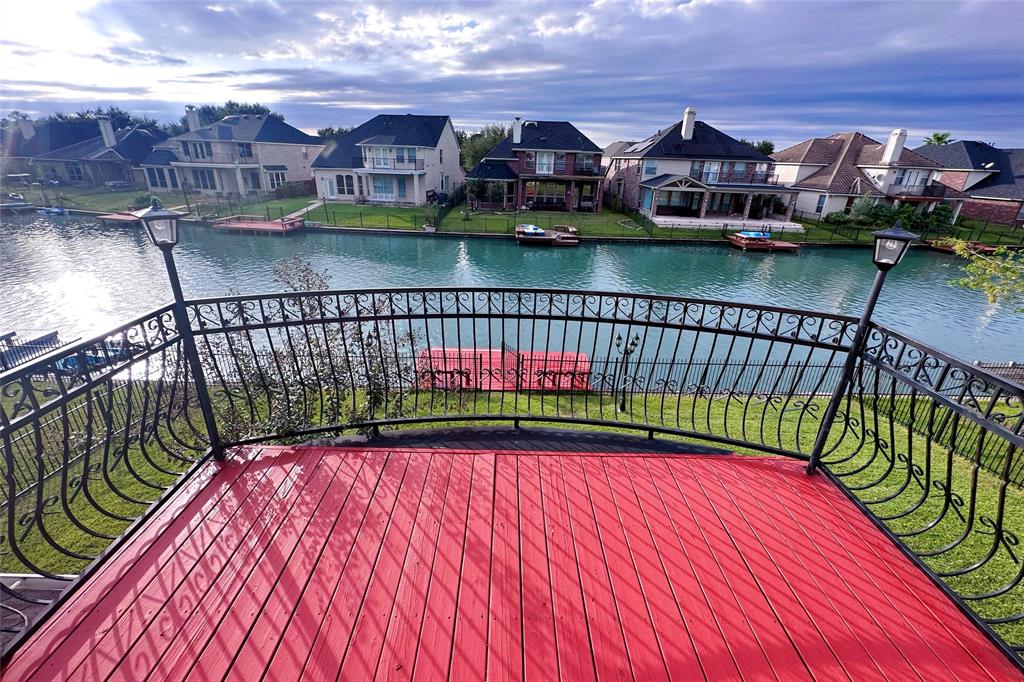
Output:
[
  {"xmin": 36, "ymin": 206, "xmax": 69, "ymax": 216},
  {"xmin": 727, "ymin": 230, "xmax": 800, "ymax": 253},
  {"xmin": 0, "ymin": 193, "xmax": 34, "ymax": 215},
  {"xmin": 925, "ymin": 239, "xmax": 996, "ymax": 255},
  {"xmin": 515, "ymin": 223, "xmax": 580, "ymax": 247}
]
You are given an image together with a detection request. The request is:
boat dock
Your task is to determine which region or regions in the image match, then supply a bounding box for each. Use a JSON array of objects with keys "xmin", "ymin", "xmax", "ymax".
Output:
[
  {"xmin": 212, "ymin": 215, "xmax": 306, "ymax": 235},
  {"xmin": 96, "ymin": 212, "xmax": 141, "ymax": 227}
]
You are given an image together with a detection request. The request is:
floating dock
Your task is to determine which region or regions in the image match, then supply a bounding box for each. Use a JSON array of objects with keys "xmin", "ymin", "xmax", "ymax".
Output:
[
  {"xmin": 514, "ymin": 223, "xmax": 580, "ymax": 247},
  {"xmin": 728, "ymin": 231, "xmax": 800, "ymax": 253},
  {"xmin": 925, "ymin": 239, "xmax": 996, "ymax": 255},
  {"xmin": 212, "ymin": 215, "xmax": 305, "ymax": 235},
  {"xmin": 97, "ymin": 212, "xmax": 141, "ymax": 227}
]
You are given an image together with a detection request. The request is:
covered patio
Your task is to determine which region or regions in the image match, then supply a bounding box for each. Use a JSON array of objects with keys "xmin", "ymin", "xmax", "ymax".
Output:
[
  {"xmin": 5, "ymin": 439, "xmax": 1017, "ymax": 680},
  {"xmin": 639, "ymin": 174, "xmax": 799, "ymax": 223}
]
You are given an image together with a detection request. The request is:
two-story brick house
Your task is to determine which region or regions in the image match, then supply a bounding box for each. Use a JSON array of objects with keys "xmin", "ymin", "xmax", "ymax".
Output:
[
  {"xmin": 466, "ymin": 119, "xmax": 603, "ymax": 212},
  {"xmin": 311, "ymin": 114, "xmax": 464, "ymax": 206},
  {"xmin": 604, "ymin": 108, "xmax": 798, "ymax": 223},
  {"xmin": 772, "ymin": 129, "xmax": 966, "ymax": 220},
  {"xmin": 915, "ymin": 141, "xmax": 1024, "ymax": 227},
  {"xmin": 141, "ymin": 106, "xmax": 324, "ymax": 196}
]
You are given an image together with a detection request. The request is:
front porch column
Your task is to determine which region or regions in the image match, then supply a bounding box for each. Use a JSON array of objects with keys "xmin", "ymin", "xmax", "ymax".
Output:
[
  {"xmin": 784, "ymin": 193, "xmax": 797, "ymax": 220},
  {"xmin": 569, "ymin": 180, "xmax": 576, "ymax": 212},
  {"xmin": 234, "ymin": 165, "xmax": 245, "ymax": 196},
  {"xmin": 413, "ymin": 173, "xmax": 420, "ymax": 205},
  {"xmin": 951, "ymin": 200, "xmax": 963, "ymax": 223},
  {"xmin": 742, "ymin": 193, "xmax": 754, "ymax": 219},
  {"xmin": 699, "ymin": 191, "xmax": 710, "ymax": 218}
]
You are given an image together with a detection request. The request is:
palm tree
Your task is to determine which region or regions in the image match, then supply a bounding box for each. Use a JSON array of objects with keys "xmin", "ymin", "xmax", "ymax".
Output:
[{"xmin": 923, "ymin": 132, "xmax": 953, "ymax": 145}]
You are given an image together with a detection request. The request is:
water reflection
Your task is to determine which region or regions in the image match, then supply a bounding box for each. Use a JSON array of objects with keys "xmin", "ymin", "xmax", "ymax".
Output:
[{"xmin": 0, "ymin": 215, "xmax": 1019, "ymax": 361}]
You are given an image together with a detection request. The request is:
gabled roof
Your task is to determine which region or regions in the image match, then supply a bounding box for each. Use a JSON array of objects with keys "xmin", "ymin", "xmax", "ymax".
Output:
[
  {"xmin": 466, "ymin": 160, "xmax": 518, "ymax": 181},
  {"xmin": 914, "ymin": 140, "xmax": 1004, "ymax": 171},
  {"xmin": 483, "ymin": 121, "xmax": 601, "ymax": 158},
  {"xmin": 141, "ymin": 148, "xmax": 179, "ymax": 166},
  {"xmin": 166, "ymin": 114, "xmax": 322, "ymax": 146},
  {"xmin": 602, "ymin": 140, "xmax": 635, "ymax": 160},
  {"xmin": 312, "ymin": 114, "xmax": 452, "ymax": 169},
  {"xmin": 33, "ymin": 126, "xmax": 169, "ymax": 165},
  {"xmin": 772, "ymin": 132, "xmax": 941, "ymax": 196},
  {"xmin": 960, "ymin": 148, "xmax": 1024, "ymax": 201},
  {"xmin": 613, "ymin": 120, "xmax": 770, "ymax": 162},
  {"xmin": 1, "ymin": 120, "xmax": 100, "ymax": 158}
]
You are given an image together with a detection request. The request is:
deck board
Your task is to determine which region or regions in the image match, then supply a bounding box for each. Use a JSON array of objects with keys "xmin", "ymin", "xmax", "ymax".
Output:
[{"xmin": 4, "ymin": 445, "xmax": 1020, "ymax": 681}]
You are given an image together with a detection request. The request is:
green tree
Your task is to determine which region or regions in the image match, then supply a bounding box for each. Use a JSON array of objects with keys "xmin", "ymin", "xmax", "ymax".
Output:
[
  {"xmin": 923, "ymin": 132, "xmax": 953, "ymax": 145},
  {"xmin": 460, "ymin": 123, "xmax": 511, "ymax": 170},
  {"xmin": 739, "ymin": 138, "xmax": 775, "ymax": 155},
  {"xmin": 164, "ymin": 101, "xmax": 281, "ymax": 135},
  {"xmin": 948, "ymin": 241, "xmax": 1024, "ymax": 312},
  {"xmin": 47, "ymin": 106, "xmax": 158, "ymax": 130},
  {"xmin": 316, "ymin": 126, "xmax": 355, "ymax": 140}
]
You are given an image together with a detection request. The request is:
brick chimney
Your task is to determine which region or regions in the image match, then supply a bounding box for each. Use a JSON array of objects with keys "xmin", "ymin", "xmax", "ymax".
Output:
[
  {"xmin": 681, "ymin": 107, "xmax": 696, "ymax": 140},
  {"xmin": 512, "ymin": 116, "xmax": 522, "ymax": 145},
  {"xmin": 97, "ymin": 115, "xmax": 116, "ymax": 148},
  {"xmin": 185, "ymin": 105, "xmax": 201, "ymax": 132},
  {"xmin": 882, "ymin": 128, "xmax": 907, "ymax": 165}
]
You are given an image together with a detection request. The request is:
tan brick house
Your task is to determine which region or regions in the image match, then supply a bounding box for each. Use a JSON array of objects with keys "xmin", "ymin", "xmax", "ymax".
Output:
[{"xmin": 915, "ymin": 141, "xmax": 1024, "ymax": 227}]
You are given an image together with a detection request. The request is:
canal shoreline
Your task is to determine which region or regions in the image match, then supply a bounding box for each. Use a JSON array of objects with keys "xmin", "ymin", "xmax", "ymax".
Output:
[{"xmin": 63, "ymin": 207, "xmax": 889, "ymax": 249}]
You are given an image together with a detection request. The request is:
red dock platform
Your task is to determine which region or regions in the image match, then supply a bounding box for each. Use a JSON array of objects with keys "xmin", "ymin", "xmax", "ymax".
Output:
[
  {"xmin": 212, "ymin": 215, "xmax": 305, "ymax": 234},
  {"xmin": 3, "ymin": 446, "xmax": 1018, "ymax": 680}
]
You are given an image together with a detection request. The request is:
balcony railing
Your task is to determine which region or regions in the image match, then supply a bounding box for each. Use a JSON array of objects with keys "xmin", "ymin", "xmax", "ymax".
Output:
[
  {"xmin": 888, "ymin": 182, "xmax": 943, "ymax": 197},
  {"xmin": 175, "ymin": 152, "xmax": 258, "ymax": 165},
  {"xmin": 356, "ymin": 157, "xmax": 425, "ymax": 171},
  {"xmin": 1, "ymin": 287, "xmax": 1022, "ymax": 660},
  {"xmin": 688, "ymin": 169, "xmax": 784, "ymax": 186}
]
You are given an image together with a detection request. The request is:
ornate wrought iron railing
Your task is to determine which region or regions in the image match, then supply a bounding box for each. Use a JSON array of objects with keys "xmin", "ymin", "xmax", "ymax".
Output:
[{"xmin": 1, "ymin": 287, "xmax": 1021, "ymax": 661}]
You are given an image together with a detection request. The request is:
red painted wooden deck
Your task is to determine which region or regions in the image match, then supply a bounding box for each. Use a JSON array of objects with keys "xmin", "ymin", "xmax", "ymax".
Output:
[{"xmin": 4, "ymin": 446, "xmax": 1018, "ymax": 681}]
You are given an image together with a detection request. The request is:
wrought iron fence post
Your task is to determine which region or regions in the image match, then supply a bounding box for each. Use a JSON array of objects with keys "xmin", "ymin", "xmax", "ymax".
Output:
[
  {"xmin": 806, "ymin": 269, "xmax": 887, "ymax": 473},
  {"xmin": 159, "ymin": 246, "xmax": 224, "ymax": 460}
]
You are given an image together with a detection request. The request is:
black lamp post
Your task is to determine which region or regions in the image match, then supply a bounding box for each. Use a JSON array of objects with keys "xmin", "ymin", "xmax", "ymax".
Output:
[
  {"xmin": 133, "ymin": 199, "xmax": 223, "ymax": 460},
  {"xmin": 806, "ymin": 221, "xmax": 918, "ymax": 473},
  {"xmin": 616, "ymin": 332, "xmax": 640, "ymax": 412}
]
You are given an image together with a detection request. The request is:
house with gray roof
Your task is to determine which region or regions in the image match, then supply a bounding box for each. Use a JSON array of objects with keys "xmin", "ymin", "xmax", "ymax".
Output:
[
  {"xmin": 604, "ymin": 108, "xmax": 799, "ymax": 225},
  {"xmin": 466, "ymin": 118, "xmax": 603, "ymax": 211},
  {"xmin": 772, "ymin": 129, "xmax": 966, "ymax": 220},
  {"xmin": 915, "ymin": 141, "xmax": 1024, "ymax": 227},
  {"xmin": 29, "ymin": 117, "xmax": 167, "ymax": 188},
  {"xmin": 1, "ymin": 118, "xmax": 102, "ymax": 179},
  {"xmin": 141, "ymin": 106, "xmax": 323, "ymax": 196},
  {"xmin": 311, "ymin": 114, "xmax": 464, "ymax": 206}
]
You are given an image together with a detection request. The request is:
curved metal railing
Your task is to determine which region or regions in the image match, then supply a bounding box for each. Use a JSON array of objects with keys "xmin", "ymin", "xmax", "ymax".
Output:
[{"xmin": 1, "ymin": 287, "xmax": 1021, "ymax": 659}]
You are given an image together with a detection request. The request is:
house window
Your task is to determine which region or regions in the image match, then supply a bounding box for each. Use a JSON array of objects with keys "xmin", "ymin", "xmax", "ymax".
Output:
[
  {"xmin": 613, "ymin": 158, "xmax": 621, "ymax": 171},
  {"xmin": 576, "ymin": 154, "xmax": 594, "ymax": 171},
  {"xmin": 357, "ymin": 175, "xmax": 364, "ymax": 195},
  {"xmin": 397, "ymin": 176, "xmax": 406, "ymax": 198},
  {"xmin": 168, "ymin": 168, "xmax": 178, "ymax": 189},
  {"xmin": 336, "ymin": 174, "xmax": 354, "ymax": 195},
  {"xmin": 640, "ymin": 187, "xmax": 653, "ymax": 211},
  {"xmin": 407, "ymin": 147, "xmax": 416, "ymax": 162},
  {"xmin": 302, "ymin": 146, "xmax": 308, "ymax": 160},
  {"xmin": 67, "ymin": 162, "xmax": 84, "ymax": 183},
  {"xmin": 815, "ymin": 194, "xmax": 827, "ymax": 213},
  {"xmin": 248, "ymin": 170, "xmax": 261, "ymax": 190},
  {"xmin": 372, "ymin": 176, "xmax": 394, "ymax": 196},
  {"xmin": 525, "ymin": 181, "xmax": 564, "ymax": 205},
  {"xmin": 146, "ymin": 167, "xmax": 168, "ymax": 188},
  {"xmin": 396, "ymin": 147, "xmax": 405, "ymax": 163},
  {"xmin": 702, "ymin": 161, "xmax": 721, "ymax": 183},
  {"xmin": 643, "ymin": 160, "xmax": 657, "ymax": 177},
  {"xmin": 237, "ymin": 143, "xmax": 253, "ymax": 158},
  {"xmin": 441, "ymin": 174, "xmax": 449, "ymax": 191},
  {"xmin": 753, "ymin": 162, "xmax": 768, "ymax": 180},
  {"xmin": 690, "ymin": 160, "xmax": 702, "ymax": 176},
  {"xmin": 732, "ymin": 162, "xmax": 746, "ymax": 178},
  {"xmin": 181, "ymin": 142, "xmax": 191, "ymax": 157},
  {"xmin": 190, "ymin": 141, "xmax": 212, "ymax": 159},
  {"xmin": 268, "ymin": 171, "xmax": 287, "ymax": 190},
  {"xmin": 191, "ymin": 168, "xmax": 216, "ymax": 190},
  {"xmin": 536, "ymin": 152, "xmax": 555, "ymax": 175},
  {"xmin": 439, "ymin": 149, "xmax": 444, "ymax": 164},
  {"xmin": 554, "ymin": 153, "xmax": 566, "ymax": 171}
]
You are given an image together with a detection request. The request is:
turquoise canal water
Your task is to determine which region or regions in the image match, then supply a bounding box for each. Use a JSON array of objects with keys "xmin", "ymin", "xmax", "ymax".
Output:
[{"xmin": 0, "ymin": 215, "xmax": 1021, "ymax": 362}]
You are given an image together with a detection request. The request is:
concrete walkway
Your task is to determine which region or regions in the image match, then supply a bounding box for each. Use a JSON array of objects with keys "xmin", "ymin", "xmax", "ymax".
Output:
[{"xmin": 282, "ymin": 199, "xmax": 324, "ymax": 221}]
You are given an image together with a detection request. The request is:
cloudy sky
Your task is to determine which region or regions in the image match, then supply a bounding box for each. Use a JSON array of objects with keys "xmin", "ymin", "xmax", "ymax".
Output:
[{"xmin": 1, "ymin": 0, "xmax": 1022, "ymax": 148}]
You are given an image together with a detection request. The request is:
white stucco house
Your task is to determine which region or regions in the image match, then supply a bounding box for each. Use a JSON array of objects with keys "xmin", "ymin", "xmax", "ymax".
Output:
[
  {"xmin": 771, "ymin": 129, "xmax": 966, "ymax": 219},
  {"xmin": 140, "ymin": 106, "xmax": 324, "ymax": 196},
  {"xmin": 311, "ymin": 114, "xmax": 464, "ymax": 206}
]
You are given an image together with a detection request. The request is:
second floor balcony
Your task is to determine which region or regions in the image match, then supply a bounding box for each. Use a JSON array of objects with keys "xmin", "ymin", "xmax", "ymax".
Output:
[
  {"xmin": 357, "ymin": 156, "xmax": 426, "ymax": 172},
  {"xmin": 1, "ymin": 286, "xmax": 1021, "ymax": 676}
]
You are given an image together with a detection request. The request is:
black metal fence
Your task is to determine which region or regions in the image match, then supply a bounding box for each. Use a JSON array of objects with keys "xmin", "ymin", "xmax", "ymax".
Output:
[{"xmin": 2, "ymin": 287, "xmax": 1022, "ymax": 658}]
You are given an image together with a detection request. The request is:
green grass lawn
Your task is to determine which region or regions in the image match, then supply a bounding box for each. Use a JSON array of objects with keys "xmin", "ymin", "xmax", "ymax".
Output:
[
  {"xmin": 439, "ymin": 204, "xmax": 647, "ymax": 237},
  {"xmin": 12, "ymin": 185, "xmax": 190, "ymax": 213},
  {"xmin": 315, "ymin": 201, "xmax": 433, "ymax": 229}
]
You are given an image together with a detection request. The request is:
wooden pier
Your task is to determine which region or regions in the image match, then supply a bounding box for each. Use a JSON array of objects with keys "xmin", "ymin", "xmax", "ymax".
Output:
[{"xmin": 212, "ymin": 215, "xmax": 306, "ymax": 235}]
